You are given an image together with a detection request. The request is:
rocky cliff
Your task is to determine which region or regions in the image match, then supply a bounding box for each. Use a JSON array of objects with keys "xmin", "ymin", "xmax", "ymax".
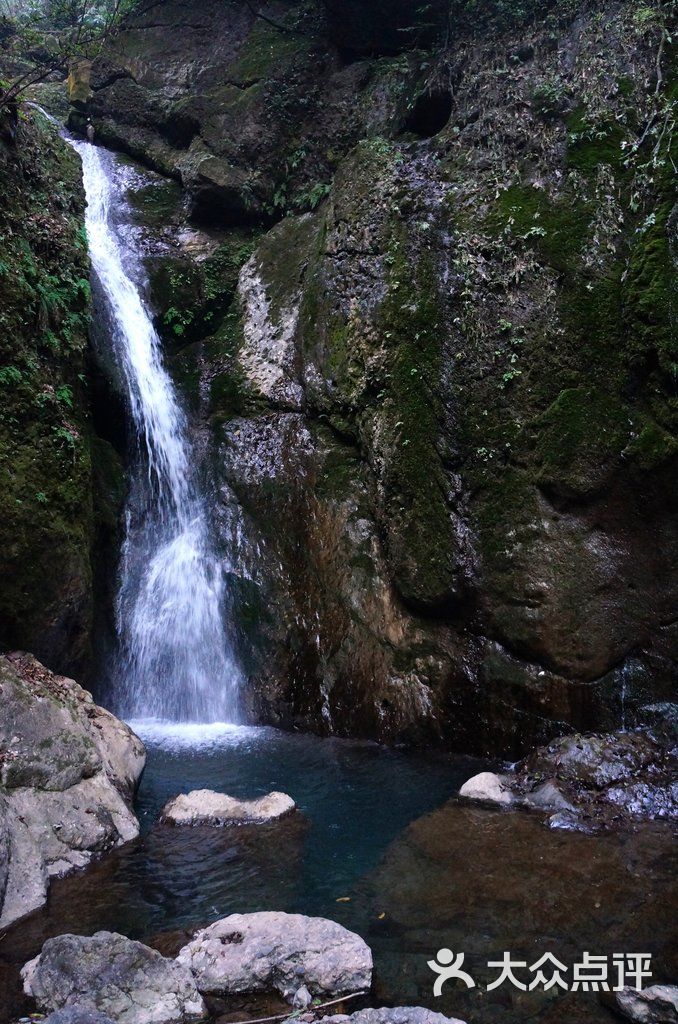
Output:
[
  {"xmin": 0, "ymin": 103, "xmax": 123, "ymax": 678},
  {"xmin": 74, "ymin": 0, "xmax": 676, "ymax": 755}
]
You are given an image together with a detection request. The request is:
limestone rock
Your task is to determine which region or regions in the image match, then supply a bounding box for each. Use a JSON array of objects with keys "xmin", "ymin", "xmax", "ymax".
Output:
[
  {"xmin": 44, "ymin": 1009, "xmax": 117, "ymax": 1024},
  {"xmin": 161, "ymin": 789, "xmax": 296, "ymax": 825},
  {"xmin": 323, "ymin": 1009, "xmax": 466, "ymax": 1024},
  {"xmin": 522, "ymin": 781, "xmax": 576, "ymax": 812},
  {"xmin": 177, "ymin": 912, "xmax": 372, "ymax": 1003},
  {"xmin": 458, "ymin": 772, "xmax": 514, "ymax": 806},
  {"xmin": 0, "ymin": 654, "xmax": 145, "ymax": 927},
  {"xmin": 614, "ymin": 985, "xmax": 678, "ymax": 1024},
  {"xmin": 22, "ymin": 931, "xmax": 206, "ymax": 1024},
  {"xmin": 517, "ymin": 727, "xmax": 678, "ymax": 827}
]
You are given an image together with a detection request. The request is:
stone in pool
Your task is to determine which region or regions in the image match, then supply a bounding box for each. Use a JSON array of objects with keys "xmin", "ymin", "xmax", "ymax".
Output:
[
  {"xmin": 160, "ymin": 789, "xmax": 296, "ymax": 825},
  {"xmin": 458, "ymin": 771, "xmax": 514, "ymax": 805},
  {"xmin": 324, "ymin": 1009, "xmax": 467, "ymax": 1024},
  {"xmin": 362, "ymin": 800, "xmax": 678, "ymax": 1023},
  {"xmin": 176, "ymin": 911, "xmax": 373, "ymax": 1003},
  {"xmin": 22, "ymin": 930, "xmax": 206, "ymax": 1024},
  {"xmin": 614, "ymin": 984, "xmax": 678, "ymax": 1023}
]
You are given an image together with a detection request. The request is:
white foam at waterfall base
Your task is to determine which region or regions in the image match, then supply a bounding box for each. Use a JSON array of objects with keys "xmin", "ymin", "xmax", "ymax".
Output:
[
  {"xmin": 68, "ymin": 137, "xmax": 242, "ymax": 724},
  {"xmin": 128, "ymin": 719, "xmax": 268, "ymax": 752}
]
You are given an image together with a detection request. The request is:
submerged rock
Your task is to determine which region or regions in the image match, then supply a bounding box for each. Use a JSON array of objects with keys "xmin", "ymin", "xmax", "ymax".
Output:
[
  {"xmin": 177, "ymin": 912, "xmax": 372, "ymax": 1004},
  {"xmin": 522, "ymin": 781, "xmax": 575, "ymax": 812},
  {"xmin": 22, "ymin": 931, "xmax": 206, "ymax": 1024},
  {"xmin": 323, "ymin": 1010, "xmax": 466, "ymax": 1024},
  {"xmin": 614, "ymin": 985, "xmax": 678, "ymax": 1023},
  {"xmin": 364, "ymin": 800, "xmax": 677, "ymax": 1023},
  {"xmin": 458, "ymin": 772, "xmax": 514, "ymax": 806},
  {"xmin": 0, "ymin": 653, "xmax": 145, "ymax": 928},
  {"xmin": 161, "ymin": 789, "xmax": 296, "ymax": 825}
]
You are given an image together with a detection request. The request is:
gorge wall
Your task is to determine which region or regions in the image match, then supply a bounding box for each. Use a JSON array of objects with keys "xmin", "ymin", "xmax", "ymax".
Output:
[
  {"xmin": 9, "ymin": 0, "xmax": 676, "ymax": 756},
  {"xmin": 0, "ymin": 104, "xmax": 124, "ymax": 679}
]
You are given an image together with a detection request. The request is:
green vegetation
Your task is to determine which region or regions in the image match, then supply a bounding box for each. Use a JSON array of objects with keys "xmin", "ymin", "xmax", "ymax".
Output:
[
  {"xmin": 0, "ymin": 0, "xmax": 142, "ymax": 112},
  {"xmin": 0, "ymin": 106, "xmax": 95, "ymax": 660}
]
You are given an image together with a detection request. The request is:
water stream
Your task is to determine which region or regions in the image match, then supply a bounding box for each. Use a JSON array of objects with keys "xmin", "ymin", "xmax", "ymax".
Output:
[{"xmin": 69, "ymin": 140, "xmax": 241, "ymax": 723}]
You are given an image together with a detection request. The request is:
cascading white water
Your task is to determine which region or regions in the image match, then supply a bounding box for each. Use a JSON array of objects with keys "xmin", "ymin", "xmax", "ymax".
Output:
[{"xmin": 71, "ymin": 139, "xmax": 241, "ymax": 723}]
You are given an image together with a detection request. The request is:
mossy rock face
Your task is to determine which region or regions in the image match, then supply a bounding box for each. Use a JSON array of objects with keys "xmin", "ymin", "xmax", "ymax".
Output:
[
  {"xmin": 535, "ymin": 387, "xmax": 632, "ymax": 500},
  {"xmin": 0, "ymin": 108, "xmax": 96, "ymax": 674},
  {"xmin": 84, "ymin": 0, "xmax": 678, "ymax": 754},
  {"xmin": 295, "ymin": 139, "xmax": 470, "ymax": 611},
  {"xmin": 86, "ymin": 0, "xmax": 421, "ymax": 226}
]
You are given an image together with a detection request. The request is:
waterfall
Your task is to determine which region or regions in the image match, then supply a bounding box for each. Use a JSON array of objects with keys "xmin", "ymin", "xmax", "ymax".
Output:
[{"xmin": 71, "ymin": 139, "xmax": 241, "ymax": 723}]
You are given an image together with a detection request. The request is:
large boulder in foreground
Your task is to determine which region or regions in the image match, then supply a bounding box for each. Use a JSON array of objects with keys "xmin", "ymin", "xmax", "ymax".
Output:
[
  {"xmin": 177, "ymin": 912, "xmax": 372, "ymax": 1003},
  {"xmin": 0, "ymin": 653, "xmax": 145, "ymax": 927},
  {"xmin": 614, "ymin": 985, "xmax": 678, "ymax": 1023},
  {"xmin": 325, "ymin": 1010, "xmax": 466, "ymax": 1024},
  {"xmin": 22, "ymin": 931, "xmax": 206, "ymax": 1024},
  {"xmin": 161, "ymin": 789, "xmax": 295, "ymax": 825}
]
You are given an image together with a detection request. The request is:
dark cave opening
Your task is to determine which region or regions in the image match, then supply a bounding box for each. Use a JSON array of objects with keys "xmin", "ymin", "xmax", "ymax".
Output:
[{"xmin": 403, "ymin": 88, "xmax": 453, "ymax": 138}]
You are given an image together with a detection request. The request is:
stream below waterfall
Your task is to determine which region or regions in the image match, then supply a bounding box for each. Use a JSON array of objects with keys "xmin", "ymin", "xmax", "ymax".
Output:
[{"xmin": 1, "ymin": 726, "xmax": 676, "ymax": 1024}]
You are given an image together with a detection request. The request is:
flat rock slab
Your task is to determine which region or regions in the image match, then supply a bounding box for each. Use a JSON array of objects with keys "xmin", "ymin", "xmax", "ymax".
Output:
[
  {"xmin": 161, "ymin": 789, "xmax": 296, "ymax": 825},
  {"xmin": 323, "ymin": 1008, "xmax": 467, "ymax": 1024},
  {"xmin": 177, "ymin": 911, "xmax": 372, "ymax": 1003},
  {"xmin": 22, "ymin": 931, "xmax": 206, "ymax": 1024}
]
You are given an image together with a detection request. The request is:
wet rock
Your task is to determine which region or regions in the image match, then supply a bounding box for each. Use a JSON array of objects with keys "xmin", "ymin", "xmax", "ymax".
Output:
[
  {"xmin": 522, "ymin": 780, "xmax": 575, "ymax": 812},
  {"xmin": 486, "ymin": 726, "xmax": 678, "ymax": 829},
  {"xmin": 525, "ymin": 731, "xmax": 661, "ymax": 789},
  {"xmin": 177, "ymin": 912, "xmax": 372, "ymax": 1004},
  {"xmin": 637, "ymin": 703, "xmax": 678, "ymax": 734},
  {"xmin": 161, "ymin": 789, "xmax": 296, "ymax": 825},
  {"xmin": 323, "ymin": 1010, "xmax": 466, "ymax": 1024},
  {"xmin": 614, "ymin": 985, "xmax": 678, "ymax": 1023},
  {"xmin": 0, "ymin": 654, "xmax": 145, "ymax": 928},
  {"xmin": 44, "ymin": 1009, "xmax": 116, "ymax": 1024},
  {"xmin": 458, "ymin": 772, "xmax": 514, "ymax": 806},
  {"xmin": 22, "ymin": 931, "xmax": 206, "ymax": 1024}
]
